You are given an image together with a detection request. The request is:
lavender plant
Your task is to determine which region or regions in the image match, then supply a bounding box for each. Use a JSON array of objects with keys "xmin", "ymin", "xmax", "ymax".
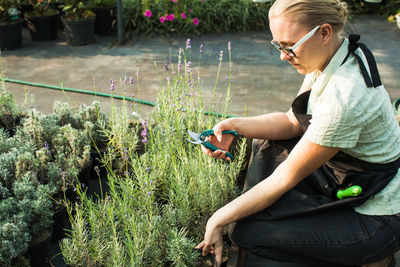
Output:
[{"xmin": 61, "ymin": 40, "xmax": 247, "ymax": 266}]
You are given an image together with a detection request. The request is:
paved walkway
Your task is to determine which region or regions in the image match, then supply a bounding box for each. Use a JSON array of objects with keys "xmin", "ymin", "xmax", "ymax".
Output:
[
  {"xmin": 1, "ymin": 13, "xmax": 400, "ymax": 267},
  {"xmin": 1, "ymin": 14, "xmax": 400, "ymax": 119}
]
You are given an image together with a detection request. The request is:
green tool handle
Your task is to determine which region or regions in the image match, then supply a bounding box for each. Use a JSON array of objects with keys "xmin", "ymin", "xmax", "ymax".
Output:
[
  {"xmin": 202, "ymin": 141, "xmax": 234, "ymax": 160},
  {"xmin": 200, "ymin": 130, "xmax": 239, "ymax": 140},
  {"xmin": 337, "ymin": 185, "xmax": 362, "ymax": 200}
]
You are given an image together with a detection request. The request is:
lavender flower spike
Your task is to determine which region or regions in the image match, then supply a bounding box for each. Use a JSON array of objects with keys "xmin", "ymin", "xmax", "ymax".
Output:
[
  {"xmin": 186, "ymin": 39, "xmax": 191, "ymax": 49},
  {"xmin": 228, "ymin": 41, "xmax": 231, "ymax": 51},
  {"xmin": 200, "ymin": 44, "xmax": 203, "ymax": 54},
  {"xmin": 110, "ymin": 79, "xmax": 115, "ymax": 91}
]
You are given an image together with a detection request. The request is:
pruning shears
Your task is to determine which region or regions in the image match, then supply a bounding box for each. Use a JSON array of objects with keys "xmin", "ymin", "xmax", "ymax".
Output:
[{"xmin": 187, "ymin": 129, "xmax": 240, "ymax": 160}]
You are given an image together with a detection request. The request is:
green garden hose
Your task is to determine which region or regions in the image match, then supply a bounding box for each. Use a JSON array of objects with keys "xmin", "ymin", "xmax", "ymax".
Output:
[{"xmin": 3, "ymin": 77, "xmax": 237, "ymax": 118}]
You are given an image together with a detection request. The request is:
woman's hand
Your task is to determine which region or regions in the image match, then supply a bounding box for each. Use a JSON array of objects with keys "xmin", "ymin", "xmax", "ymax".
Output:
[
  {"xmin": 195, "ymin": 216, "xmax": 225, "ymax": 267},
  {"xmin": 201, "ymin": 119, "xmax": 236, "ymax": 161}
]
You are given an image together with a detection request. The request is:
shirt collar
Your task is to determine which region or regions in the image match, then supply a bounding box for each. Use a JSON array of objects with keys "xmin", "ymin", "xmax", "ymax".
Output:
[{"xmin": 307, "ymin": 38, "xmax": 349, "ymax": 113}]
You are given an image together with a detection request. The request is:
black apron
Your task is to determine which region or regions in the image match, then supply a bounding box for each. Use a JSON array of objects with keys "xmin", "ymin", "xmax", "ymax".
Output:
[{"xmin": 243, "ymin": 34, "xmax": 400, "ymax": 221}]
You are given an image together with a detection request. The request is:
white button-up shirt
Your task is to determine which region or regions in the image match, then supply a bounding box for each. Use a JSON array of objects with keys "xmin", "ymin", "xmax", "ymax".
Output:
[{"xmin": 303, "ymin": 38, "xmax": 400, "ymax": 215}]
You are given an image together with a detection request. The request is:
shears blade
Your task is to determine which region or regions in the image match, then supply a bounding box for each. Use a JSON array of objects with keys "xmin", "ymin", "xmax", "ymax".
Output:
[{"xmin": 187, "ymin": 131, "xmax": 203, "ymax": 144}]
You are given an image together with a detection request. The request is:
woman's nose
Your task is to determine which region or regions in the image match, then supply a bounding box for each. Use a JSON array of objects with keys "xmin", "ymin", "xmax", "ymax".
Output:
[{"xmin": 280, "ymin": 50, "xmax": 293, "ymax": 61}]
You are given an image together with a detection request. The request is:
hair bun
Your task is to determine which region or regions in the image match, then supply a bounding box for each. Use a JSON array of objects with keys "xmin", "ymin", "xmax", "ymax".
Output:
[{"xmin": 336, "ymin": 0, "xmax": 349, "ymax": 20}]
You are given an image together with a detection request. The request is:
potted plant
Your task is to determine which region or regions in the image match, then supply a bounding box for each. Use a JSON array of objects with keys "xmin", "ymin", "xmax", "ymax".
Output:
[
  {"xmin": 0, "ymin": 83, "xmax": 22, "ymax": 135},
  {"xmin": 89, "ymin": 0, "xmax": 115, "ymax": 35},
  {"xmin": 0, "ymin": 0, "xmax": 23, "ymax": 51},
  {"xmin": 0, "ymin": 131, "xmax": 55, "ymax": 266},
  {"xmin": 24, "ymin": 0, "xmax": 59, "ymax": 41},
  {"xmin": 61, "ymin": 0, "xmax": 96, "ymax": 45}
]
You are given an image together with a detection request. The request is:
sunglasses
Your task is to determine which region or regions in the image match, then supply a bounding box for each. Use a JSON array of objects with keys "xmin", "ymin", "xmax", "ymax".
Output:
[{"xmin": 271, "ymin": 25, "xmax": 321, "ymax": 58}]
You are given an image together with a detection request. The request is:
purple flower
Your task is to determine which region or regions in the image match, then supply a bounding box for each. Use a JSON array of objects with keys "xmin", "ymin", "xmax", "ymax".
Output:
[
  {"xmin": 147, "ymin": 191, "xmax": 152, "ymax": 196},
  {"xmin": 125, "ymin": 214, "xmax": 128, "ymax": 218},
  {"xmin": 165, "ymin": 63, "xmax": 169, "ymax": 71},
  {"xmin": 144, "ymin": 10, "xmax": 152, "ymax": 18},
  {"xmin": 166, "ymin": 13, "xmax": 175, "ymax": 21},
  {"xmin": 141, "ymin": 128, "xmax": 148, "ymax": 138},
  {"xmin": 200, "ymin": 44, "xmax": 203, "ymax": 54},
  {"xmin": 124, "ymin": 76, "xmax": 127, "ymax": 85},
  {"xmin": 181, "ymin": 12, "xmax": 187, "ymax": 19},
  {"xmin": 141, "ymin": 120, "xmax": 148, "ymax": 144},
  {"xmin": 130, "ymin": 77, "xmax": 134, "ymax": 84},
  {"xmin": 145, "ymin": 166, "xmax": 150, "ymax": 172},
  {"xmin": 44, "ymin": 141, "xmax": 51, "ymax": 155},
  {"xmin": 186, "ymin": 39, "xmax": 191, "ymax": 49},
  {"xmin": 228, "ymin": 41, "xmax": 231, "ymax": 51},
  {"xmin": 110, "ymin": 79, "xmax": 115, "ymax": 91}
]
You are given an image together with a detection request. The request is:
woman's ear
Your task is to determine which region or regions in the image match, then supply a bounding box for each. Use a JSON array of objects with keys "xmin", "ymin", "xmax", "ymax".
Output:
[{"xmin": 320, "ymin": 24, "xmax": 333, "ymax": 44}]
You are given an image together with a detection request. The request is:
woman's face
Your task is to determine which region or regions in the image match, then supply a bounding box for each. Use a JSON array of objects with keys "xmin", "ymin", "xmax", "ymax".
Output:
[{"xmin": 269, "ymin": 16, "xmax": 328, "ymax": 75}]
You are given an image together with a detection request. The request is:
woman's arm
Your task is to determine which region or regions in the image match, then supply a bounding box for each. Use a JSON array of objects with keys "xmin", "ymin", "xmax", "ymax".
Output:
[
  {"xmin": 196, "ymin": 136, "xmax": 340, "ymax": 266},
  {"xmin": 228, "ymin": 109, "xmax": 303, "ymax": 140}
]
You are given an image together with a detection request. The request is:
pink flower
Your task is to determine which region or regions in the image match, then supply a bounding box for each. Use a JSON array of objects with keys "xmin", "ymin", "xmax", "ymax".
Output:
[
  {"xmin": 166, "ymin": 13, "xmax": 175, "ymax": 21},
  {"xmin": 188, "ymin": 8, "xmax": 192, "ymax": 13},
  {"xmin": 172, "ymin": 0, "xmax": 177, "ymax": 2},
  {"xmin": 193, "ymin": 18, "xmax": 199, "ymax": 25},
  {"xmin": 160, "ymin": 16, "xmax": 165, "ymax": 23},
  {"xmin": 144, "ymin": 10, "xmax": 152, "ymax": 18},
  {"xmin": 181, "ymin": 12, "xmax": 187, "ymax": 19}
]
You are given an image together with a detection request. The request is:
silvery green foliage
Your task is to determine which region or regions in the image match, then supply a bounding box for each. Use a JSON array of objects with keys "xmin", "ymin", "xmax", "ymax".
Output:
[
  {"xmin": 53, "ymin": 101, "xmax": 81, "ymax": 129},
  {"xmin": 166, "ymin": 228, "xmax": 198, "ymax": 267},
  {"xmin": 0, "ymin": 172, "xmax": 54, "ymax": 265},
  {"xmin": 21, "ymin": 107, "xmax": 91, "ymax": 188},
  {"xmin": 0, "ymin": 219, "xmax": 29, "ymax": 265},
  {"xmin": 77, "ymin": 101, "xmax": 108, "ymax": 146},
  {"xmin": 13, "ymin": 172, "xmax": 55, "ymax": 236},
  {"xmin": 0, "ymin": 84, "xmax": 21, "ymax": 133}
]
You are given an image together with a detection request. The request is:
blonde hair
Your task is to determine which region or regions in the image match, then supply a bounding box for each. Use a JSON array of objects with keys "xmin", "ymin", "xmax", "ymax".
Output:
[{"xmin": 269, "ymin": 0, "xmax": 348, "ymax": 33}]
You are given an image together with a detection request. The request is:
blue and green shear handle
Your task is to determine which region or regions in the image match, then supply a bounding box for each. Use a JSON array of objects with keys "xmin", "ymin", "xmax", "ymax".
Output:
[
  {"xmin": 200, "ymin": 130, "xmax": 239, "ymax": 160},
  {"xmin": 188, "ymin": 129, "xmax": 240, "ymax": 160}
]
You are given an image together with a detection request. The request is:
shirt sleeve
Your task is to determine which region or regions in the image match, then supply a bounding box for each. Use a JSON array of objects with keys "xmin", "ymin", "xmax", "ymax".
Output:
[{"xmin": 304, "ymin": 83, "xmax": 363, "ymax": 148}]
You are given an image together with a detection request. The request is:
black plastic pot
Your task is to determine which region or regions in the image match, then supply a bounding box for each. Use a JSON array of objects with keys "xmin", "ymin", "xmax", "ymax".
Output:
[
  {"xmin": 52, "ymin": 205, "xmax": 67, "ymax": 243},
  {"xmin": 0, "ymin": 20, "xmax": 23, "ymax": 51},
  {"xmin": 92, "ymin": 6, "xmax": 116, "ymax": 35},
  {"xmin": 25, "ymin": 11, "xmax": 59, "ymax": 41},
  {"xmin": 28, "ymin": 228, "xmax": 53, "ymax": 267},
  {"xmin": 61, "ymin": 16, "xmax": 96, "ymax": 46}
]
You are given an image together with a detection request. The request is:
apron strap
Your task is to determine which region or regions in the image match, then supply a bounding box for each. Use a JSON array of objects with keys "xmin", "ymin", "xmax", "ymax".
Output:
[{"xmin": 342, "ymin": 34, "xmax": 382, "ymax": 88}]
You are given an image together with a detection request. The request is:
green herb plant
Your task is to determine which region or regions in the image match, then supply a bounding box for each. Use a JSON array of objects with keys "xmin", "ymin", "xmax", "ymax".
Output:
[
  {"xmin": 0, "ymin": 78, "xmax": 21, "ymax": 135},
  {"xmin": 61, "ymin": 0, "xmax": 95, "ymax": 20},
  {"xmin": 60, "ymin": 40, "xmax": 247, "ymax": 266},
  {"xmin": 26, "ymin": 0, "xmax": 58, "ymax": 17}
]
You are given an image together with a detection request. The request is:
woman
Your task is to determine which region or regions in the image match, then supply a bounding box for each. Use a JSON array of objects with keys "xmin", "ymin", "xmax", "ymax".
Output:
[{"xmin": 195, "ymin": 0, "xmax": 400, "ymax": 266}]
